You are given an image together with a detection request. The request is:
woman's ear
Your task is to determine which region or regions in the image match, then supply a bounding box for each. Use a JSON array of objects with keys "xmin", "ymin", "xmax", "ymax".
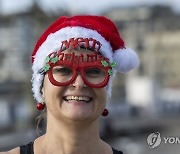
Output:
[
  {"xmin": 41, "ymin": 86, "xmax": 45, "ymax": 98},
  {"xmin": 40, "ymin": 75, "xmax": 45, "ymax": 98},
  {"xmin": 41, "ymin": 84, "xmax": 45, "ymax": 98},
  {"xmin": 40, "ymin": 79, "xmax": 45, "ymax": 98}
]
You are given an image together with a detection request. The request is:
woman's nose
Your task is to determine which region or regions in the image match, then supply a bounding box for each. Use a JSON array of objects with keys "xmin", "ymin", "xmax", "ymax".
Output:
[{"xmin": 72, "ymin": 74, "xmax": 87, "ymax": 89}]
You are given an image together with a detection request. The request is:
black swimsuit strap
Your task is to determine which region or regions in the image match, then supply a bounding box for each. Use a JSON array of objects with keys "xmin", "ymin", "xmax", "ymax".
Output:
[
  {"xmin": 20, "ymin": 142, "xmax": 123, "ymax": 154},
  {"xmin": 20, "ymin": 142, "xmax": 34, "ymax": 154},
  {"xmin": 112, "ymin": 147, "xmax": 124, "ymax": 154}
]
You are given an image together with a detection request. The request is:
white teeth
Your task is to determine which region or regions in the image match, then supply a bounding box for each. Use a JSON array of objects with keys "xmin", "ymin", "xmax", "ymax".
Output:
[{"xmin": 65, "ymin": 96, "xmax": 91, "ymax": 102}]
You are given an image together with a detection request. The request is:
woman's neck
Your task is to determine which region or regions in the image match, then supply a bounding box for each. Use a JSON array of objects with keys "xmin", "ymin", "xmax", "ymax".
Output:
[{"xmin": 34, "ymin": 115, "xmax": 112, "ymax": 154}]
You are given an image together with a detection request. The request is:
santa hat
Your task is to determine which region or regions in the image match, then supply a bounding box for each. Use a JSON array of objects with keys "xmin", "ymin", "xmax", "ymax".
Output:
[{"xmin": 31, "ymin": 15, "xmax": 139, "ymax": 102}]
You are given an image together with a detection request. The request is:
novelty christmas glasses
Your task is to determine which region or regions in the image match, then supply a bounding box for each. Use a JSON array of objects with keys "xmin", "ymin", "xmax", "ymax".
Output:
[{"xmin": 42, "ymin": 51, "xmax": 117, "ymax": 88}]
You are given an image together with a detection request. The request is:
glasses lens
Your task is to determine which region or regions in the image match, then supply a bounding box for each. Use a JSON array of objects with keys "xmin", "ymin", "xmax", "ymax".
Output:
[
  {"xmin": 52, "ymin": 66, "xmax": 73, "ymax": 83},
  {"xmin": 84, "ymin": 67, "xmax": 106, "ymax": 85}
]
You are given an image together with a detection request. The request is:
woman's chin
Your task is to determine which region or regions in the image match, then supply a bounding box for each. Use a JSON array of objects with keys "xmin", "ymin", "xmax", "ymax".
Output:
[
  {"xmin": 64, "ymin": 109, "xmax": 94, "ymax": 121},
  {"xmin": 60, "ymin": 99, "xmax": 96, "ymax": 121}
]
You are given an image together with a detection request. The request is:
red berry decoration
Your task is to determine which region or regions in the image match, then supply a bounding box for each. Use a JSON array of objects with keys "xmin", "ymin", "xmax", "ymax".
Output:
[
  {"xmin": 102, "ymin": 109, "xmax": 109, "ymax": 116},
  {"xmin": 37, "ymin": 102, "xmax": 45, "ymax": 110}
]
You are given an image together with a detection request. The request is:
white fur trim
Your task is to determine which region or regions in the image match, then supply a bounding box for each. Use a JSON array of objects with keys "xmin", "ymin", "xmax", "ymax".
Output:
[
  {"xmin": 32, "ymin": 26, "xmax": 113, "ymax": 102},
  {"xmin": 113, "ymin": 48, "xmax": 139, "ymax": 73}
]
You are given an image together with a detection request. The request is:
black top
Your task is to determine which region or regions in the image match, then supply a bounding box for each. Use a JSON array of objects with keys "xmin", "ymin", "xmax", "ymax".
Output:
[
  {"xmin": 20, "ymin": 142, "xmax": 34, "ymax": 154},
  {"xmin": 20, "ymin": 142, "xmax": 123, "ymax": 154}
]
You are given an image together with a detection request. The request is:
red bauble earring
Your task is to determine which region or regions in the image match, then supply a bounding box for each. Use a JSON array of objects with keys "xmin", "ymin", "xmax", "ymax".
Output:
[
  {"xmin": 102, "ymin": 108, "xmax": 109, "ymax": 116},
  {"xmin": 37, "ymin": 102, "xmax": 45, "ymax": 110}
]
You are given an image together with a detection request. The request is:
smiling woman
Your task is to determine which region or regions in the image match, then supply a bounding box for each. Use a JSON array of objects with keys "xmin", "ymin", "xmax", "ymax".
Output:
[{"xmin": 0, "ymin": 15, "xmax": 139, "ymax": 154}]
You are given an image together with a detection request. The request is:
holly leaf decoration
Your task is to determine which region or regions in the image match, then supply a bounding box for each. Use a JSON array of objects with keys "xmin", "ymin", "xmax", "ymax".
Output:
[
  {"xmin": 45, "ymin": 56, "xmax": 51, "ymax": 63},
  {"xmin": 101, "ymin": 60, "xmax": 109, "ymax": 67},
  {"xmin": 44, "ymin": 64, "xmax": 50, "ymax": 72},
  {"xmin": 51, "ymin": 56, "xmax": 59, "ymax": 64},
  {"xmin": 108, "ymin": 70, "xmax": 113, "ymax": 76},
  {"xmin": 110, "ymin": 62, "xmax": 117, "ymax": 68}
]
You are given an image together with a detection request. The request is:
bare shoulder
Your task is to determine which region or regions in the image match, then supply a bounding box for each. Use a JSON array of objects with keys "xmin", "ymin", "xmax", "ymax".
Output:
[
  {"xmin": 8, "ymin": 147, "xmax": 20, "ymax": 154},
  {"xmin": 0, "ymin": 147, "xmax": 20, "ymax": 154}
]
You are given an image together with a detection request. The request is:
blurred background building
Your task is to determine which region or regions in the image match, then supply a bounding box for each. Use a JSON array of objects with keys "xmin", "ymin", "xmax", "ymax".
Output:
[{"xmin": 0, "ymin": 0, "xmax": 180, "ymax": 154}]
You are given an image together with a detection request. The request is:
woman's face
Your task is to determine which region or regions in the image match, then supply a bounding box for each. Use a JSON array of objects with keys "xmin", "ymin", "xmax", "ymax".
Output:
[{"xmin": 42, "ymin": 49, "xmax": 108, "ymax": 122}]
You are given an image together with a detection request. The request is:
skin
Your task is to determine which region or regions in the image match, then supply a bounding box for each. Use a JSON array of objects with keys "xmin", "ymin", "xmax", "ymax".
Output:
[{"xmin": 1, "ymin": 49, "xmax": 113, "ymax": 154}]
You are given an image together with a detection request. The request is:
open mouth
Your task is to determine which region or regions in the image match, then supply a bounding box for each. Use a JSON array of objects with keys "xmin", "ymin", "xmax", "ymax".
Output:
[{"xmin": 63, "ymin": 96, "xmax": 93, "ymax": 103}]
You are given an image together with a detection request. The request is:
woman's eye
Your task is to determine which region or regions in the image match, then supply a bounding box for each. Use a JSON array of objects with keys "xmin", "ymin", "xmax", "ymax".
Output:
[
  {"xmin": 85, "ymin": 68, "xmax": 102, "ymax": 76},
  {"xmin": 53, "ymin": 67, "xmax": 72, "ymax": 75}
]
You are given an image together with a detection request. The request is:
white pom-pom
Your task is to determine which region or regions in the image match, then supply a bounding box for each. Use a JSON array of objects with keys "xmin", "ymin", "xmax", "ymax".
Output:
[{"xmin": 113, "ymin": 48, "xmax": 139, "ymax": 73}]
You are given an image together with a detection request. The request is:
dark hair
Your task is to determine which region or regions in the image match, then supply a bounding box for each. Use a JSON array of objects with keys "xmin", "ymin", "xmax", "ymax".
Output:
[
  {"xmin": 35, "ymin": 75, "xmax": 47, "ymax": 136},
  {"xmin": 35, "ymin": 109, "xmax": 47, "ymax": 136}
]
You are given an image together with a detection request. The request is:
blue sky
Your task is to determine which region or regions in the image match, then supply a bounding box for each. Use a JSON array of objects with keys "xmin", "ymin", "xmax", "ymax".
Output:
[{"xmin": 0, "ymin": 0, "xmax": 180, "ymax": 14}]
